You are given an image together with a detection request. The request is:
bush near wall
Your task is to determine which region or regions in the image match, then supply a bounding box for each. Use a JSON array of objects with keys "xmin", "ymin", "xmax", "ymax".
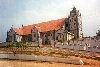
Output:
[
  {"xmin": 6, "ymin": 42, "xmax": 28, "ymax": 48},
  {"xmin": 58, "ymin": 39, "xmax": 65, "ymax": 43}
]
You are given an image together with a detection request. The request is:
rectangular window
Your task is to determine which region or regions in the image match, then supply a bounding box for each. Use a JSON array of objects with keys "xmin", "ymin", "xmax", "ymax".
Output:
[
  {"xmin": 74, "ymin": 18, "xmax": 76, "ymax": 21},
  {"xmin": 70, "ymin": 19, "xmax": 71, "ymax": 22},
  {"xmin": 56, "ymin": 36, "xmax": 58, "ymax": 40},
  {"xmin": 34, "ymin": 33, "xmax": 36, "ymax": 37},
  {"xmin": 66, "ymin": 24, "xmax": 68, "ymax": 27},
  {"xmin": 93, "ymin": 46, "xmax": 96, "ymax": 48}
]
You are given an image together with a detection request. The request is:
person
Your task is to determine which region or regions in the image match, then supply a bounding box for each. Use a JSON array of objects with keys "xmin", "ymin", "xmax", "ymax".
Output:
[{"xmin": 13, "ymin": 51, "xmax": 16, "ymax": 56}]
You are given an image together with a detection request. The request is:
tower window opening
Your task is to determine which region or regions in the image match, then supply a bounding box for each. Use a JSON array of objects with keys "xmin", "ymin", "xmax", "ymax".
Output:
[
  {"xmin": 74, "ymin": 19, "xmax": 76, "ymax": 21},
  {"xmin": 70, "ymin": 19, "xmax": 71, "ymax": 22},
  {"xmin": 74, "ymin": 23, "xmax": 76, "ymax": 25},
  {"xmin": 66, "ymin": 24, "xmax": 68, "ymax": 27}
]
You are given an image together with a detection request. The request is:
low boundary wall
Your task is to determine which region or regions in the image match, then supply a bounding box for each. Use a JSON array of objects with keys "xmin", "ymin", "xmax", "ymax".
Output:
[
  {"xmin": 55, "ymin": 43, "xmax": 100, "ymax": 52},
  {"xmin": 0, "ymin": 54, "xmax": 83, "ymax": 65}
]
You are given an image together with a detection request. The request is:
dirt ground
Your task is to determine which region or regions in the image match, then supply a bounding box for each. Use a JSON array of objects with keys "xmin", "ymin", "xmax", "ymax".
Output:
[
  {"xmin": 69, "ymin": 56, "xmax": 100, "ymax": 67},
  {"xmin": 0, "ymin": 58, "xmax": 99, "ymax": 67},
  {"xmin": 0, "ymin": 47, "xmax": 100, "ymax": 67}
]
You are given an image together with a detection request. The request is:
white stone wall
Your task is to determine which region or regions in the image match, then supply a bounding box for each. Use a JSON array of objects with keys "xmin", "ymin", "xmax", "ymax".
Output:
[{"xmin": 16, "ymin": 35, "xmax": 22, "ymax": 42}]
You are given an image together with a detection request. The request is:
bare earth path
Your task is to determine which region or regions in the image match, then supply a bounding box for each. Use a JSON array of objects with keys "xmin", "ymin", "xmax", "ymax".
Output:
[
  {"xmin": 0, "ymin": 47, "xmax": 100, "ymax": 67},
  {"xmin": 0, "ymin": 58, "xmax": 99, "ymax": 67}
]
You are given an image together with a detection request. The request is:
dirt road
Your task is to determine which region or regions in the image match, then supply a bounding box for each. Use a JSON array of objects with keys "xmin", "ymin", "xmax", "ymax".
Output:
[{"xmin": 0, "ymin": 59, "xmax": 99, "ymax": 67}]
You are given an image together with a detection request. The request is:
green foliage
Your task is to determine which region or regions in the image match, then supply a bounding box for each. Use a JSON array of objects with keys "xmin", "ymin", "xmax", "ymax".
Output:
[
  {"xmin": 58, "ymin": 39, "xmax": 65, "ymax": 43},
  {"xmin": 6, "ymin": 42, "xmax": 14, "ymax": 48},
  {"xmin": 22, "ymin": 43, "xmax": 28, "ymax": 47},
  {"xmin": 16, "ymin": 42, "xmax": 22, "ymax": 48},
  {"xmin": 6, "ymin": 42, "xmax": 28, "ymax": 48}
]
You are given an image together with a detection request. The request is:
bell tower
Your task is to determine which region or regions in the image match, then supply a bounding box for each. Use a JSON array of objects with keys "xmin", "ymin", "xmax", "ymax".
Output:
[{"xmin": 67, "ymin": 6, "xmax": 83, "ymax": 39}]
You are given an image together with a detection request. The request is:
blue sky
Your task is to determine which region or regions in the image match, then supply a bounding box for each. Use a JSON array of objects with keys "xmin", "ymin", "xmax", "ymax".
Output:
[{"xmin": 0, "ymin": 0, "xmax": 100, "ymax": 42}]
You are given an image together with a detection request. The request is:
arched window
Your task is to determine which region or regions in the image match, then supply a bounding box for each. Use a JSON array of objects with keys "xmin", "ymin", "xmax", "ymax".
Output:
[{"xmin": 56, "ymin": 36, "xmax": 58, "ymax": 40}]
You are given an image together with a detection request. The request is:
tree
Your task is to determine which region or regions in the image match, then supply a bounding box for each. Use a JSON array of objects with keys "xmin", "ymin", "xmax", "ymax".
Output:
[{"xmin": 96, "ymin": 30, "xmax": 100, "ymax": 36}]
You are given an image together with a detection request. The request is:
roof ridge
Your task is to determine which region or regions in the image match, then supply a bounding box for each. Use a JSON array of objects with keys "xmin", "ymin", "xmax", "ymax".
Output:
[{"xmin": 34, "ymin": 18, "xmax": 66, "ymax": 25}]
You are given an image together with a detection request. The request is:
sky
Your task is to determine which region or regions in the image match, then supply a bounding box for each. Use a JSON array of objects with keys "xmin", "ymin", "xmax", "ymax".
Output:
[{"xmin": 0, "ymin": 0, "xmax": 100, "ymax": 42}]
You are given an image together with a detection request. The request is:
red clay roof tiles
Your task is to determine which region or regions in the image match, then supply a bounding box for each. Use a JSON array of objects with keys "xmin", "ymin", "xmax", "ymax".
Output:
[
  {"xmin": 12, "ymin": 18, "xmax": 67, "ymax": 35},
  {"xmin": 12, "ymin": 28, "xmax": 23, "ymax": 35},
  {"xmin": 12, "ymin": 25, "xmax": 35, "ymax": 35},
  {"xmin": 35, "ymin": 18, "xmax": 66, "ymax": 32}
]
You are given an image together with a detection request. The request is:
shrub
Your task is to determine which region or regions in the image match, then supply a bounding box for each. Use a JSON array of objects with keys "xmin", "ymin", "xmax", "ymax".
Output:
[
  {"xmin": 6, "ymin": 42, "xmax": 14, "ymax": 48},
  {"xmin": 58, "ymin": 39, "xmax": 65, "ymax": 43},
  {"xmin": 16, "ymin": 42, "xmax": 22, "ymax": 48}
]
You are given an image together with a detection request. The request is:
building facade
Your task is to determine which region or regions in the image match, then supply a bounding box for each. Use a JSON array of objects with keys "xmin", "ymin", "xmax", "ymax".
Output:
[
  {"xmin": 6, "ymin": 7, "xmax": 83, "ymax": 45},
  {"xmin": 65, "ymin": 7, "xmax": 83, "ymax": 39}
]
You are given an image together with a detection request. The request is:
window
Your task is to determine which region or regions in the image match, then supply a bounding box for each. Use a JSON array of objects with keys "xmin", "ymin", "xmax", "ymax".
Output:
[
  {"xmin": 74, "ymin": 18, "xmax": 76, "ymax": 21},
  {"xmin": 50, "ymin": 33, "xmax": 52, "ymax": 36},
  {"xmin": 74, "ymin": 23, "xmax": 76, "ymax": 25},
  {"xmin": 34, "ymin": 33, "xmax": 36, "ymax": 37},
  {"xmin": 56, "ymin": 36, "xmax": 58, "ymax": 40},
  {"xmin": 66, "ymin": 24, "xmax": 68, "ymax": 27},
  {"xmin": 93, "ymin": 46, "xmax": 96, "ymax": 48},
  {"xmin": 45, "ymin": 34, "xmax": 47, "ymax": 37},
  {"xmin": 70, "ymin": 19, "xmax": 71, "ymax": 22}
]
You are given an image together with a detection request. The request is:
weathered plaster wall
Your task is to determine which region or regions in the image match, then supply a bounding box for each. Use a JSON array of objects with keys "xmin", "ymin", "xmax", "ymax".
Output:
[
  {"xmin": 32, "ymin": 28, "xmax": 38, "ymax": 42},
  {"xmin": 55, "ymin": 29, "xmax": 66, "ymax": 41},
  {"xmin": 55, "ymin": 36, "xmax": 100, "ymax": 52},
  {"xmin": 8, "ymin": 28, "xmax": 16, "ymax": 42}
]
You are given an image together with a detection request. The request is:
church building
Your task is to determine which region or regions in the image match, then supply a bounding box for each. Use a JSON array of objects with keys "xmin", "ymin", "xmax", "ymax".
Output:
[{"xmin": 6, "ymin": 7, "xmax": 83, "ymax": 45}]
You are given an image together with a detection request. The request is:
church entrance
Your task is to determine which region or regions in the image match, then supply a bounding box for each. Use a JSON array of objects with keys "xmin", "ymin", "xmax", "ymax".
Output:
[{"xmin": 44, "ymin": 34, "xmax": 48, "ymax": 45}]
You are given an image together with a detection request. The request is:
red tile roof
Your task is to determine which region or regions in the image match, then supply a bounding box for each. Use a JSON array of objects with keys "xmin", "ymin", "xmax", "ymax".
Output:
[
  {"xmin": 36, "ymin": 18, "xmax": 66, "ymax": 32},
  {"xmin": 12, "ymin": 25, "xmax": 35, "ymax": 35},
  {"xmin": 22, "ymin": 25, "xmax": 35, "ymax": 35},
  {"xmin": 12, "ymin": 28, "xmax": 23, "ymax": 35},
  {"xmin": 12, "ymin": 18, "xmax": 67, "ymax": 35}
]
